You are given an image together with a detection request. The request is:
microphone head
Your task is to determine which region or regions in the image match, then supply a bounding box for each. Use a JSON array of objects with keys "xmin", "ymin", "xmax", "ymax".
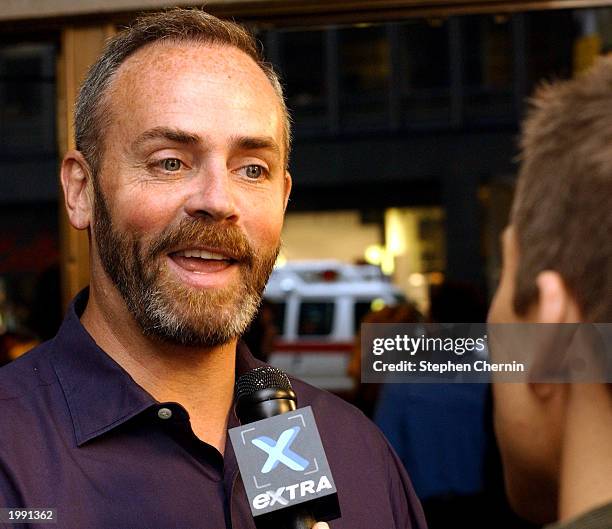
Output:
[
  {"xmin": 236, "ymin": 366, "xmax": 293, "ymax": 400},
  {"xmin": 235, "ymin": 366, "xmax": 297, "ymax": 424}
]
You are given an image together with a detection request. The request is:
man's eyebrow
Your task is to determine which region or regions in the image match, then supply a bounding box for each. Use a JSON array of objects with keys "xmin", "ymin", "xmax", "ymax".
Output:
[
  {"xmin": 230, "ymin": 135, "xmax": 281, "ymax": 158},
  {"xmin": 132, "ymin": 127, "xmax": 201, "ymax": 149}
]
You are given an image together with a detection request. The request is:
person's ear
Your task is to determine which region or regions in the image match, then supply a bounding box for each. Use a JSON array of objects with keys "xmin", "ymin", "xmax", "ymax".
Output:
[
  {"xmin": 535, "ymin": 271, "xmax": 581, "ymax": 323},
  {"xmin": 61, "ymin": 150, "xmax": 93, "ymax": 230},
  {"xmin": 282, "ymin": 170, "xmax": 292, "ymax": 212}
]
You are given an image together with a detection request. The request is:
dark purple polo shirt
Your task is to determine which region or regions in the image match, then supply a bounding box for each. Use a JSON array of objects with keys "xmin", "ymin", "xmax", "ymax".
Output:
[{"xmin": 0, "ymin": 291, "xmax": 426, "ymax": 529}]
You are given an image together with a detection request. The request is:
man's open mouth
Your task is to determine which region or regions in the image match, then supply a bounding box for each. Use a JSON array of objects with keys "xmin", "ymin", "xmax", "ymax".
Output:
[{"xmin": 168, "ymin": 248, "xmax": 238, "ymax": 273}]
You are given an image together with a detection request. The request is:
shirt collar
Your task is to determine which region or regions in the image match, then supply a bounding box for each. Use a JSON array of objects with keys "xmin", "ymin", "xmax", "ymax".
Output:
[{"xmin": 51, "ymin": 289, "xmax": 264, "ymax": 446}]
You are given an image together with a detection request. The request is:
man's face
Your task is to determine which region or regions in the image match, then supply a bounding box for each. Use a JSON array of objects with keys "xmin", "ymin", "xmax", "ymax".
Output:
[
  {"xmin": 488, "ymin": 227, "xmax": 561, "ymax": 523},
  {"xmin": 90, "ymin": 42, "xmax": 290, "ymax": 347}
]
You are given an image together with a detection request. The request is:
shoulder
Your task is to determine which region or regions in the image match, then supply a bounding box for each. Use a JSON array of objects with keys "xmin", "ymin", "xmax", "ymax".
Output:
[
  {"xmin": 0, "ymin": 340, "xmax": 61, "ymax": 466},
  {"xmin": 290, "ymin": 377, "xmax": 373, "ymax": 423},
  {"xmin": 0, "ymin": 339, "xmax": 56, "ymax": 401},
  {"xmin": 289, "ymin": 376, "xmax": 394, "ymax": 454}
]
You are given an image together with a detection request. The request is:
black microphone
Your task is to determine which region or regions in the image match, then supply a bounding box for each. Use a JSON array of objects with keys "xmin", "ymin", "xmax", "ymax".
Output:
[
  {"xmin": 235, "ymin": 366, "xmax": 298, "ymax": 424},
  {"xmin": 232, "ymin": 366, "xmax": 340, "ymax": 529}
]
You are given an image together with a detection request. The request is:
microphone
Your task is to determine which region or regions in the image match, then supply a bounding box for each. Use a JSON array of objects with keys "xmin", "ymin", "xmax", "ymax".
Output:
[
  {"xmin": 230, "ymin": 367, "xmax": 340, "ymax": 529},
  {"xmin": 235, "ymin": 366, "xmax": 298, "ymax": 424}
]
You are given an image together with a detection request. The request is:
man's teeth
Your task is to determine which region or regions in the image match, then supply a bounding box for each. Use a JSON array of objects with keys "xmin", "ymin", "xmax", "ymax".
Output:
[{"xmin": 175, "ymin": 249, "xmax": 229, "ymax": 260}]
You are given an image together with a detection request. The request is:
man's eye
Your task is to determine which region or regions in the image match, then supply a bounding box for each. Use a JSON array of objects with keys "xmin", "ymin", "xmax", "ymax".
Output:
[
  {"xmin": 243, "ymin": 164, "xmax": 264, "ymax": 179},
  {"xmin": 162, "ymin": 158, "xmax": 182, "ymax": 171}
]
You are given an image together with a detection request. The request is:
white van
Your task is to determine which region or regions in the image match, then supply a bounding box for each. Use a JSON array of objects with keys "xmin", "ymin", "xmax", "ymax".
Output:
[{"xmin": 264, "ymin": 261, "xmax": 403, "ymax": 392}]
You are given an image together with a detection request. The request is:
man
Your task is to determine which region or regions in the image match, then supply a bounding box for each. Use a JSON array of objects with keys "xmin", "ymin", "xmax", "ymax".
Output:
[
  {"xmin": 0, "ymin": 9, "xmax": 426, "ymax": 529},
  {"xmin": 488, "ymin": 58, "xmax": 612, "ymax": 528}
]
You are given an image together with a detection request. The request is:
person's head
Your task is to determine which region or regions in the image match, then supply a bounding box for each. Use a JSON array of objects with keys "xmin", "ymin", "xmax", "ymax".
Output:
[
  {"xmin": 488, "ymin": 58, "xmax": 612, "ymax": 523},
  {"xmin": 60, "ymin": 8, "xmax": 292, "ymax": 348}
]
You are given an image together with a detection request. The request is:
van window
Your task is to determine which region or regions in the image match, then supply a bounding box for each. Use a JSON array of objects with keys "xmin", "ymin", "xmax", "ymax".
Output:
[
  {"xmin": 298, "ymin": 302, "xmax": 334, "ymax": 336},
  {"xmin": 354, "ymin": 301, "xmax": 373, "ymax": 333}
]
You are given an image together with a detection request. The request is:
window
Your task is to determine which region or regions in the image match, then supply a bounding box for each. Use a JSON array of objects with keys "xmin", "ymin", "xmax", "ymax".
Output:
[
  {"xmin": 281, "ymin": 29, "xmax": 327, "ymax": 130},
  {"xmin": 298, "ymin": 302, "xmax": 334, "ymax": 336},
  {"xmin": 354, "ymin": 301, "xmax": 373, "ymax": 333},
  {"xmin": 0, "ymin": 44, "xmax": 56, "ymax": 156},
  {"xmin": 400, "ymin": 19, "xmax": 452, "ymax": 125},
  {"xmin": 464, "ymin": 15, "xmax": 514, "ymax": 123},
  {"xmin": 339, "ymin": 24, "xmax": 390, "ymax": 129}
]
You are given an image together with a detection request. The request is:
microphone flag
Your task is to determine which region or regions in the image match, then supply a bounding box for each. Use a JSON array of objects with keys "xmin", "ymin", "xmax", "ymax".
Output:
[{"xmin": 229, "ymin": 406, "xmax": 338, "ymax": 517}]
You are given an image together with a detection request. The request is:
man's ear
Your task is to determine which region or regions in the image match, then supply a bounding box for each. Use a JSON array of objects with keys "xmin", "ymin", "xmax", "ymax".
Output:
[
  {"xmin": 535, "ymin": 271, "xmax": 581, "ymax": 323},
  {"xmin": 283, "ymin": 170, "xmax": 292, "ymax": 212},
  {"xmin": 61, "ymin": 150, "xmax": 93, "ymax": 230}
]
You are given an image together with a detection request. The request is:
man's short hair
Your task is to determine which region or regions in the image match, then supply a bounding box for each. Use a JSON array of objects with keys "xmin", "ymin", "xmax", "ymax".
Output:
[
  {"xmin": 75, "ymin": 8, "xmax": 291, "ymax": 175},
  {"xmin": 512, "ymin": 56, "xmax": 612, "ymax": 322}
]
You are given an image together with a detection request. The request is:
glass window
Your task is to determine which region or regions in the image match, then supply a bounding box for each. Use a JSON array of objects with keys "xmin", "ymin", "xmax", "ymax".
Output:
[
  {"xmin": 298, "ymin": 302, "xmax": 334, "ymax": 336},
  {"xmin": 354, "ymin": 301, "xmax": 373, "ymax": 333},
  {"xmin": 526, "ymin": 10, "xmax": 574, "ymax": 91},
  {"xmin": 280, "ymin": 29, "xmax": 327, "ymax": 132},
  {"xmin": 339, "ymin": 24, "xmax": 390, "ymax": 129},
  {"xmin": 0, "ymin": 44, "xmax": 56, "ymax": 154},
  {"xmin": 464, "ymin": 15, "xmax": 514, "ymax": 123},
  {"xmin": 400, "ymin": 19, "xmax": 452, "ymax": 125}
]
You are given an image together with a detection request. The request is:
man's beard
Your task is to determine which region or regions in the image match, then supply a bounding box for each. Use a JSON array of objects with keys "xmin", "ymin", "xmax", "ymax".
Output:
[{"xmin": 92, "ymin": 183, "xmax": 279, "ymax": 347}]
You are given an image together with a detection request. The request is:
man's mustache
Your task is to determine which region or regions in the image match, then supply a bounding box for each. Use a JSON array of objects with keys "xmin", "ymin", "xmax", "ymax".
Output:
[{"xmin": 147, "ymin": 218, "xmax": 255, "ymax": 264}]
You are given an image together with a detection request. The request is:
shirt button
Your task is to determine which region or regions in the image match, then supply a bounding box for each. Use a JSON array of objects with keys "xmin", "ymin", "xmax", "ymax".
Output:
[{"xmin": 158, "ymin": 407, "xmax": 173, "ymax": 420}]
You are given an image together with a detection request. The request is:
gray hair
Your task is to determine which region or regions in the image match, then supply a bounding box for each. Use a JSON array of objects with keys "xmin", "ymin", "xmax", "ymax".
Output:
[{"xmin": 74, "ymin": 8, "xmax": 291, "ymax": 175}]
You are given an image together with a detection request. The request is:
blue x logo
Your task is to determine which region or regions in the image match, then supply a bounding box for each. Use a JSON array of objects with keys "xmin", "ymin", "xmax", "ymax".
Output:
[{"xmin": 252, "ymin": 426, "xmax": 310, "ymax": 474}]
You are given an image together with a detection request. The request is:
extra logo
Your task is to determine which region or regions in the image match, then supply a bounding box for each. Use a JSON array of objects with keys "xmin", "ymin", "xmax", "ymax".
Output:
[
  {"xmin": 228, "ymin": 406, "xmax": 338, "ymax": 516},
  {"xmin": 252, "ymin": 476, "xmax": 334, "ymax": 510},
  {"xmin": 252, "ymin": 426, "xmax": 310, "ymax": 474}
]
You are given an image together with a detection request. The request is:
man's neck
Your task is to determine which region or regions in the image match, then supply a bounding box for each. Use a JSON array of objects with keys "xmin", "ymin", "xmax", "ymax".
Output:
[
  {"xmin": 81, "ymin": 282, "xmax": 237, "ymax": 454},
  {"xmin": 558, "ymin": 384, "xmax": 612, "ymax": 522}
]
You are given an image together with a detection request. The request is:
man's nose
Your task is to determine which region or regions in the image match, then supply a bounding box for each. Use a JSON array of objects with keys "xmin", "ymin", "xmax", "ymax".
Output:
[{"xmin": 183, "ymin": 161, "xmax": 238, "ymax": 222}]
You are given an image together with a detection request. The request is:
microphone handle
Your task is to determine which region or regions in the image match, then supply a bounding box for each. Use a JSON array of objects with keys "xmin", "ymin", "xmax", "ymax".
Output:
[{"xmin": 280, "ymin": 506, "xmax": 317, "ymax": 529}]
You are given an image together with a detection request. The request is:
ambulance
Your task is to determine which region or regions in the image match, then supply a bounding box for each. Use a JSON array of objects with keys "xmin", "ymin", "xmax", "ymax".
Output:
[{"xmin": 263, "ymin": 261, "xmax": 404, "ymax": 392}]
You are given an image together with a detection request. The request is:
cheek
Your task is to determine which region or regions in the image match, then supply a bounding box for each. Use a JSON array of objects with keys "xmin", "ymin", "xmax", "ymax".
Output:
[
  {"xmin": 493, "ymin": 386, "xmax": 532, "ymax": 504},
  {"xmin": 112, "ymin": 189, "xmax": 182, "ymax": 236},
  {"xmin": 493, "ymin": 384, "xmax": 558, "ymax": 521},
  {"xmin": 488, "ymin": 270, "xmax": 517, "ymax": 323},
  {"xmin": 238, "ymin": 192, "xmax": 285, "ymax": 246},
  {"xmin": 493, "ymin": 384, "xmax": 539, "ymax": 479},
  {"xmin": 492, "ymin": 384, "xmax": 517, "ymax": 452},
  {"xmin": 248, "ymin": 213, "xmax": 284, "ymax": 250}
]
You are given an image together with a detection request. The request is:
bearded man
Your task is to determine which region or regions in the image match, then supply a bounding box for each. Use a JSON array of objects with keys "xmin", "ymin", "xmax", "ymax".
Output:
[{"xmin": 0, "ymin": 9, "xmax": 426, "ymax": 529}]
